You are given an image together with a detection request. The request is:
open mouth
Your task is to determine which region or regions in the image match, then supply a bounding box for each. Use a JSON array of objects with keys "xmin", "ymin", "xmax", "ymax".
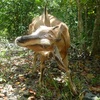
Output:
[
  {"xmin": 16, "ymin": 37, "xmax": 53, "ymax": 46},
  {"xmin": 30, "ymin": 44, "xmax": 52, "ymax": 49},
  {"xmin": 25, "ymin": 43, "xmax": 54, "ymax": 52}
]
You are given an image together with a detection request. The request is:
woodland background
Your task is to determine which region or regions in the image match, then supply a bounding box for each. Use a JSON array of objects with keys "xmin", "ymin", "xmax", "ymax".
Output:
[{"xmin": 0, "ymin": 0, "xmax": 100, "ymax": 100}]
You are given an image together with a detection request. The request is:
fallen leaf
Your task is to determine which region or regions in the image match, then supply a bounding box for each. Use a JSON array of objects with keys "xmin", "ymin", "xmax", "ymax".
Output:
[
  {"xmin": 15, "ymin": 81, "xmax": 20, "ymax": 85},
  {"xmin": 81, "ymin": 71, "xmax": 87, "ymax": 76},
  {"xmin": 3, "ymin": 96, "xmax": 8, "ymax": 100},
  {"xmin": 84, "ymin": 67, "xmax": 90, "ymax": 72},
  {"xmin": 86, "ymin": 74, "xmax": 94, "ymax": 79},
  {"xmin": 89, "ymin": 86, "xmax": 100, "ymax": 92},
  {"xmin": 28, "ymin": 96, "xmax": 35, "ymax": 100},
  {"xmin": 19, "ymin": 87, "xmax": 27, "ymax": 93},
  {"xmin": 0, "ymin": 93, "xmax": 5, "ymax": 97},
  {"xmin": 29, "ymin": 89, "xmax": 36, "ymax": 95},
  {"xmin": 18, "ymin": 74, "xmax": 25, "ymax": 81}
]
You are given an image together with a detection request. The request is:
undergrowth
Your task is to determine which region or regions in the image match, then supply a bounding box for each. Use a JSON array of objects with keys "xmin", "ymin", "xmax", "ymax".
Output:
[{"xmin": 0, "ymin": 37, "xmax": 100, "ymax": 100}]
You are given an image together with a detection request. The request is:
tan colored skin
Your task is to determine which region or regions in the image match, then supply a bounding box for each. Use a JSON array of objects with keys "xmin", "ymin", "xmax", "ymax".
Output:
[
  {"xmin": 15, "ymin": 9, "xmax": 77, "ymax": 95},
  {"xmin": 28, "ymin": 14, "xmax": 70, "ymax": 63}
]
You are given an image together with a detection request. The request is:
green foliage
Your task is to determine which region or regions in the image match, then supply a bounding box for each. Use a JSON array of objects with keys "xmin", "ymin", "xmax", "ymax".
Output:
[
  {"xmin": 0, "ymin": 35, "xmax": 100, "ymax": 99},
  {"xmin": 0, "ymin": 0, "xmax": 98, "ymax": 55},
  {"xmin": 0, "ymin": 0, "xmax": 40, "ymax": 38},
  {"xmin": 0, "ymin": 0, "xmax": 99, "ymax": 59},
  {"xmin": 0, "ymin": 0, "xmax": 78, "ymax": 38},
  {"xmin": 91, "ymin": 75, "xmax": 100, "ymax": 86},
  {"xmin": 0, "ymin": 0, "xmax": 43, "ymax": 38},
  {"xmin": 0, "ymin": 1, "xmax": 99, "ymax": 99}
]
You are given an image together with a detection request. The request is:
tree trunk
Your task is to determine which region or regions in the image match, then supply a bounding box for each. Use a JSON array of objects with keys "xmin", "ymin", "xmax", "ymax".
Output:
[
  {"xmin": 84, "ymin": 5, "xmax": 87, "ymax": 34},
  {"xmin": 77, "ymin": 0, "xmax": 83, "ymax": 35},
  {"xmin": 91, "ymin": 1, "xmax": 100, "ymax": 57}
]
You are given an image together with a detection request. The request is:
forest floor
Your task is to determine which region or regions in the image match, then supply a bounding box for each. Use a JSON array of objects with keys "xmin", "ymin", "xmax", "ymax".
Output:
[{"xmin": 0, "ymin": 37, "xmax": 100, "ymax": 100}]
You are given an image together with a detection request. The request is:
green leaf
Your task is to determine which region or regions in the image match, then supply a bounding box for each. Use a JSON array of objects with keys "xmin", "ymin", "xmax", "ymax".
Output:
[{"xmin": 35, "ymin": 0, "xmax": 40, "ymax": 3}]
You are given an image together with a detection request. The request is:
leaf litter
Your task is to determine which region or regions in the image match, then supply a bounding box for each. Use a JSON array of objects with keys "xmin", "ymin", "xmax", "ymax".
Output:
[{"xmin": 0, "ymin": 38, "xmax": 100, "ymax": 100}]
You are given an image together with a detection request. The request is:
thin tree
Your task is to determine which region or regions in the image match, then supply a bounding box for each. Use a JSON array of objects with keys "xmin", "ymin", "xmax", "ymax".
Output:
[{"xmin": 91, "ymin": 0, "xmax": 100, "ymax": 57}]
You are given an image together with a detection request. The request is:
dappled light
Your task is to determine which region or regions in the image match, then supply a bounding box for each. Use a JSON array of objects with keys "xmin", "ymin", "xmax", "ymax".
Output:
[{"xmin": 0, "ymin": 0, "xmax": 100, "ymax": 100}]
